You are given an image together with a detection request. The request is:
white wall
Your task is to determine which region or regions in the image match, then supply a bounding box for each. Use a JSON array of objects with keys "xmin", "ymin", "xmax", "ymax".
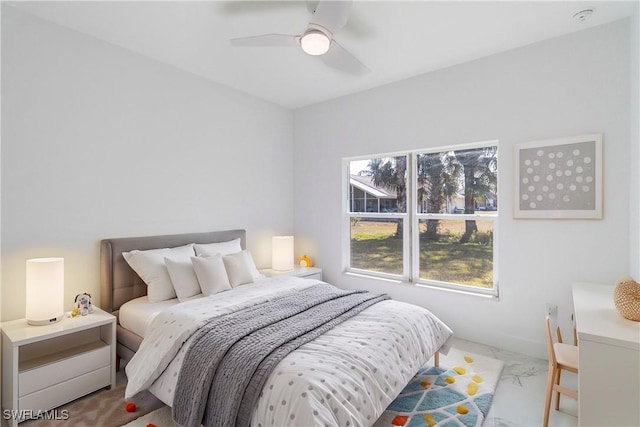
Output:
[
  {"xmin": 293, "ymin": 20, "xmax": 634, "ymax": 358},
  {"xmin": 1, "ymin": 6, "xmax": 295, "ymax": 321}
]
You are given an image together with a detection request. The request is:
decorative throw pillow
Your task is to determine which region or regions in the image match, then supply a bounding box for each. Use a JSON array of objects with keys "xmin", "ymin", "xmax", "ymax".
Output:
[
  {"xmin": 165, "ymin": 257, "xmax": 202, "ymax": 302},
  {"xmin": 194, "ymin": 239, "xmax": 242, "ymax": 257},
  {"xmin": 122, "ymin": 244, "xmax": 195, "ymax": 303},
  {"xmin": 244, "ymin": 250, "xmax": 264, "ymax": 280},
  {"xmin": 222, "ymin": 251, "xmax": 255, "ymax": 287},
  {"xmin": 191, "ymin": 254, "xmax": 232, "ymax": 296}
]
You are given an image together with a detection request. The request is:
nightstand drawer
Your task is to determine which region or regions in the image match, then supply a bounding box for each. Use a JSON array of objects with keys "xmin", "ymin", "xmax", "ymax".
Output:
[
  {"xmin": 19, "ymin": 366, "xmax": 110, "ymax": 415},
  {"xmin": 301, "ymin": 272, "xmax": 322, "ymax": 280},
  {"xmin": 19, "ymin": 341, "xmax": 110, "ymax": 396}
]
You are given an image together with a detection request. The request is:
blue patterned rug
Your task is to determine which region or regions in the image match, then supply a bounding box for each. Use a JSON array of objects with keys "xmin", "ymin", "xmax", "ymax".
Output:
[{"xmin": 374, "ymin": 349, "xmax": 504, "ymax": 427}]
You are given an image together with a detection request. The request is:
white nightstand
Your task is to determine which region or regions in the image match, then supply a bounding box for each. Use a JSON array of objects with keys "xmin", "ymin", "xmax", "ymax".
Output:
[
  {"xmin": 1, "ymin": 307, "xmax": 116, "ymax": 426},
  {"xmin": 260, "ymin": 265, "xmax": 323, "ymax": 281}
]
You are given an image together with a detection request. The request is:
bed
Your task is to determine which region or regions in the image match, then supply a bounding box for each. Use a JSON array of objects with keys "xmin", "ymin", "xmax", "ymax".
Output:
[{"xmin": 100, "ymin": 229, "xmax": 453, "ymax": 427}]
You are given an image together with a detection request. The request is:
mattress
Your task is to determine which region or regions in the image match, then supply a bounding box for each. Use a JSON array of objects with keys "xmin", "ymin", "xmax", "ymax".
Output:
[{"xmin": 119, "ymin": 296, "xmax": 181, "ymax": 338}]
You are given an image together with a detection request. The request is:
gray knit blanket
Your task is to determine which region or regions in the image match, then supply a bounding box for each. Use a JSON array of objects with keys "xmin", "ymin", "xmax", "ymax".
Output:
[{"xmin": 172, "ymin": 283, "xmax": 389, "ymax": 427}]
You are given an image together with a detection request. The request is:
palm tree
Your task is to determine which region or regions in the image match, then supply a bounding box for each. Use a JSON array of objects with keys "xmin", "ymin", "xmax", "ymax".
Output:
[
  {"xmin": 367, "ymin": 148, "xmax": 496, "ymax": 242},
  {"xmin": 417, "ymin": 152, "xmax": 461, "ymax": 239},
  {"xmin": 369, "ymin": 156, "xmax": 406, "ymax": 238},
  {"xmin": 452, "ymin": 147, "xmax": 498, "ymax": 243}
]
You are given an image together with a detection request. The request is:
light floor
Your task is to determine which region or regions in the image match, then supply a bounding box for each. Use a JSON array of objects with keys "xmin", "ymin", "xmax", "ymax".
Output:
[{"xmin": 450, "ymin": 337, "xmax": 578, "ymax": 427}]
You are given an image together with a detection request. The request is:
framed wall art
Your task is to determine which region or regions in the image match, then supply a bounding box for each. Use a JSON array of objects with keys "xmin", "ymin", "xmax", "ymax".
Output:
[{"xmin": 514, "ymin": 134, "xmax": 603, "ymax": 219}]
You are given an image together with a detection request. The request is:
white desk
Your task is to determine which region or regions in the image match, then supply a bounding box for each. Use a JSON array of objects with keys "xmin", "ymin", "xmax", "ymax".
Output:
[{"xmin": 572, "ymin": 282, "xmax": 640, "ymax": 427}]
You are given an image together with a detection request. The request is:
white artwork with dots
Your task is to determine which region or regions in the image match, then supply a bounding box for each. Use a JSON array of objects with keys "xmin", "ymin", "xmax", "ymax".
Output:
[{"xmin": 515, "ymin": 134, "xmax": 602, "ymax": 219}]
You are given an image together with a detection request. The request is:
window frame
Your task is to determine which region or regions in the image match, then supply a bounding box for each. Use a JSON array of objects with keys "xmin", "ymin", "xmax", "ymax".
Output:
[{"xmin": 343, "ymin": 141, "xmax": 499, "ymax": 297}]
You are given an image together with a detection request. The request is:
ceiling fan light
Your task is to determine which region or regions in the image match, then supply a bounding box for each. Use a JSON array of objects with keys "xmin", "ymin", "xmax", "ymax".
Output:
[{"xmin": 300, "ymin": 30, "xmax": 330, "ymax": 56}]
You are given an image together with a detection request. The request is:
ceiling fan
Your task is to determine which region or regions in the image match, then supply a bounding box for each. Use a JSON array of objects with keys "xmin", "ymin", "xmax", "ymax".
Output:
[{"xmin": 229, "ymin": 0, "xmax": 370, "ymax": 75}]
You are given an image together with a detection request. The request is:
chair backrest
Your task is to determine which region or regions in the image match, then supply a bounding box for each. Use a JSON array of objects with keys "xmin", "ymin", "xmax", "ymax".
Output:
[
  {"xmin": 545, "ymin": 315, "xmax": 557, "ymax": 365},
  {"xmin": 556, "ymin": 313, "xmax": 578, "ymax": 346}
]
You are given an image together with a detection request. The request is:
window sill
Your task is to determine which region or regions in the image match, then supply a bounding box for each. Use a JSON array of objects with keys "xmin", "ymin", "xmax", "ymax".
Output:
[{"xmin": 344, "ymin": 271, "xmax": 500, "ymax": 301}]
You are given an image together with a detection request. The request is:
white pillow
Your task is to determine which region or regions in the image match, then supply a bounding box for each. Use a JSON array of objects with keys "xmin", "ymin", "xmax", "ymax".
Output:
[
  {"xmin": 244, "ymin": 250, "xmax": 264, "ymax": 280},
  {"xmin": 122, "ymin": 244, "xmax": 195, "ymax": 303},
  {"xmin": 191, "ymin": 254, "xmax": 232, "ymax": 296},
  {"xmin": 165, "ymin": 257, "xmax": 202, "ymax": 302},
  {"xmin": 222, "ymin": 251, "xmax": 255, "ymax": 287},
  {"xmin": 194, "ymin": 239, "xmax": 242, "ymax": 257}
]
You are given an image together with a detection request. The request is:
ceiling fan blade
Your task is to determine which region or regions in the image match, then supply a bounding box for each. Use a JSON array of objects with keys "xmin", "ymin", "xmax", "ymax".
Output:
[
  {"xmin": 230, "ymin": 34, "xmax": 299, "ymax": 47},
  {"xmin": 321, "ymin": 40, "xmax": 370, "ymax": 75},
  {"xmin": 309, "ymin": 0, "xmax": 352, "ymax": 34}
]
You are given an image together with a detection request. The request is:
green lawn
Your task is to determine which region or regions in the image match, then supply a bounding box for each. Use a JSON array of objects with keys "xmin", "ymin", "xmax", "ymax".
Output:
[{"xmin": 350, "ymin": 220, "xmax": 493, "ymax": 288}]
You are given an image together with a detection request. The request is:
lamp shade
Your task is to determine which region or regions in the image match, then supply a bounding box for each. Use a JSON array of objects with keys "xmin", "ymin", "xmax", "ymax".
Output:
[
  {"xmin": 272, "ymin": 236, "xmax": 294, "ymax": 271},
  {"xmin": 26, "ymin": 257, "xmax": 64, "ymax": 326}
]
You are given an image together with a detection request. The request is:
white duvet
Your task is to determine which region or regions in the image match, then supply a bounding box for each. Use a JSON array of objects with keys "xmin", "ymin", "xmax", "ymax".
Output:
[{"xmin": 125, "ymin": 277, "xmax": 453, "ymax": 427}]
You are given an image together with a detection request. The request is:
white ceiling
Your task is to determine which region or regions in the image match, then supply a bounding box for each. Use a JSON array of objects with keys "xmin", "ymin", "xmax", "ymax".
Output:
[{"xmin": 6, "ymin": 1, "xmax": 638, "ymax": 109}]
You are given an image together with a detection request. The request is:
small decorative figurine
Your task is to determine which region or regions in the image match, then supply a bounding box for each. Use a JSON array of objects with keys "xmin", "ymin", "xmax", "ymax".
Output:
[
  {"xmin": 299, "ymin": 255, "xmax": 312, "ymax": 267},
  {"xmin": 74, "ymin": 292, "xmax": 94, "ymax": 316}
]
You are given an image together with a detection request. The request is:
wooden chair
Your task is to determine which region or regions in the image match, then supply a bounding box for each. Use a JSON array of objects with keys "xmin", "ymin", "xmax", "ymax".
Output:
[
  {"xmin": 543, "ymin": 315, "xmax": 579, "ymax": 427},
  {"xmin": 555, "ymin": 313, "xmax": 578, "ymax": 347}
]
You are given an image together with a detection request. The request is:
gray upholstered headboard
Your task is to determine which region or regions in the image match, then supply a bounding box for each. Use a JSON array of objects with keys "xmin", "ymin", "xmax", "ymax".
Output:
[{"xmin": 100, "ymin": 229, "xmax": 246, "ymax": 314}]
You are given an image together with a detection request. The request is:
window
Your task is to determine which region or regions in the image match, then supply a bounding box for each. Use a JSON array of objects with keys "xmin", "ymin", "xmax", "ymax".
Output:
[{"xmin": 344, "ymin": 142, "xmax": 498, "ymax": 296}]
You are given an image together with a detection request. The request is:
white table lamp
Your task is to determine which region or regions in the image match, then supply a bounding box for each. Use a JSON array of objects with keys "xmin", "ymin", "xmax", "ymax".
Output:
[
  {"xmin": 26, "ymin": 257, "xmax": 64, "ymax": 325},
  {"xmin": 272, "ymin": 236, "xmax": 294, "ymax": 271}
]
